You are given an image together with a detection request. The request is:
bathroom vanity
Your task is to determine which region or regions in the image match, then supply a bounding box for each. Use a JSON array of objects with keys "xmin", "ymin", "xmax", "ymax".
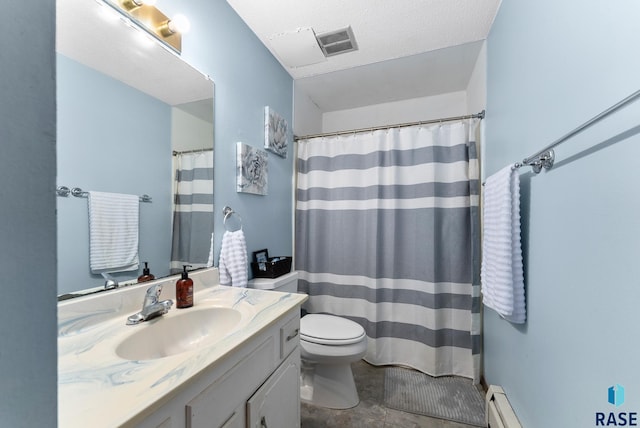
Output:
[{"xmin": 58, "ymin": 268, "xmax": 307, "ymax": 428}]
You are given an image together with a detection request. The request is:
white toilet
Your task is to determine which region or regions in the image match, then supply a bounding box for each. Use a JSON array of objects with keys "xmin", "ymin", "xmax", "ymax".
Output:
[{"xmin": 247, "ymin": 271, "xmax": 368, "ymax": 409}]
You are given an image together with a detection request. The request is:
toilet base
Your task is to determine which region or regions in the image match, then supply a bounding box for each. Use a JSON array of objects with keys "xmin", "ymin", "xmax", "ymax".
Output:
[{"xmin": 300, "ymin": 360, "xmax": 360, "ymax": 409}]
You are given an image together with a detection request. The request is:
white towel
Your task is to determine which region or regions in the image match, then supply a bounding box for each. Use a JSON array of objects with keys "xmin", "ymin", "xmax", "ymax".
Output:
[
  {"xmin": 218, "ymin": 230, "xmax": 248, "ymax": 287},
  {"xmin": 481, "ymin": 165, "xmax": 526, "ymax": 323},
  {"xmin": 206, "ymin": 233, "xmax": 215, "ymax": 267},
  {"xmin": 88, "ymin": 191, "xmax": 139, "ymax": 274}
]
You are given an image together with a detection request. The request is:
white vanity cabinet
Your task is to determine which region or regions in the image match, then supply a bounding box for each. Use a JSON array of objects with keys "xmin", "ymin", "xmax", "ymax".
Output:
[
  {"xmin": 246, "ymin": 350, "xmax": 300, "ymax": 428},
  {"xmin": 134, "ymin": 307, "xmax": 302, "ymax": 428}
]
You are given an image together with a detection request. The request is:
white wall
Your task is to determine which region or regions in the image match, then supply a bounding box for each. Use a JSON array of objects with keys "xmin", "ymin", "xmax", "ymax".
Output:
[
  {"xmin": 466, "ymin": 41, "xmax": 487, "ymax": 116},
  {"xmin": 466, "ymin": 41, "xmax": 487, "ymax": 171},
  {"xmin": 293, "ymin": 82, "xmax": 323, "ymax": 137},
  {"xmin": 322, "ymin": 91, "xmax": 468, "ymax": 133},
  {"xmin": 291, "ymin": 41, "xmax": 487, "ymax": 138},
  {"xmin": 171, "ymin": 108, "xmax": 214, "ymax": 153}
]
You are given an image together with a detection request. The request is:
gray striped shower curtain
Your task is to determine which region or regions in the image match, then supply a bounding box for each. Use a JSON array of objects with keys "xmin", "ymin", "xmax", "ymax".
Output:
[
  {"xmin": 295, "ymin": 121, "xmax": 481, "ymax": 381},
  {"xmin": 170, "ymin": 151, "xmax": 214, "ymax": 273}
]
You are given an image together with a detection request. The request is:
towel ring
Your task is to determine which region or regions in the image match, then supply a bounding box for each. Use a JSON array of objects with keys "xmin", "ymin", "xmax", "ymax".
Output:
[{"xmin": 222, "ymin": 206, "xmax": 243, "ymax": 231}]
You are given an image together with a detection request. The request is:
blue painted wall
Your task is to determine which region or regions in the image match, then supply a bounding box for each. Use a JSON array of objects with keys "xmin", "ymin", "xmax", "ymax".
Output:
[
  {"xmin": 0, "ymin": 0, "xmax": 57, "ymax": 426},
  {"xmin": 57, "ymin": 0, "xmax": 294, "ymax": 294},
  {"xmin": 484, "ymin": 1, "xmax": 640, "ymax": 426},
  {"xmin": 158, "ymin": 0, "xmax": 295, "ymax": 267},
  {"xmin": 0, "ymin": 0, "xmax": 292, "ymax": 422},
  {"xmin": 57, "ymin": 55, "xmax": 173, "ymax": 294}
]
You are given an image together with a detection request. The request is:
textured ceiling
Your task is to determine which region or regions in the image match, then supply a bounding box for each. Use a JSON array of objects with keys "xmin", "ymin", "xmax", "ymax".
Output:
[{"xmin": 226, "ymin": 0, "xmax": 501, "ymax": 112}]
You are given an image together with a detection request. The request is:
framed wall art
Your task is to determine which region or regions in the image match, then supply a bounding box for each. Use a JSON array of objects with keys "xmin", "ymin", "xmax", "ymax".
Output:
[
  {"xmin": 264, "ymin": 106, "xmax": 288, "ymax": 158},
  {"xmin": 236, "ymin": 142, "xmax": 268, "ymax": 195}
]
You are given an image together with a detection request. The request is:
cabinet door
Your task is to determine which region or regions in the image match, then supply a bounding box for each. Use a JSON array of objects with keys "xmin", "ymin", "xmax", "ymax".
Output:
[
  {"xmin": 219, "ymin": 405, "xmax": 244, "ymax": 428},
  {"xmin": 186, "ymin": 338, "xmax": 274, "ymax": 428},
  {"xmin": 246, "ymin": 349, "xmax": 300, "ymax": 428}
]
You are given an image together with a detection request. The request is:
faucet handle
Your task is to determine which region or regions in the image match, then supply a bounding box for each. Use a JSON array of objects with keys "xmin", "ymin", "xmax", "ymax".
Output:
[
  {"xmin": 143, "ymin": 283, "xmax": 163, "ymax": 307},
  {"xmin": 146, "ymin": 283, "xmax": 163, "ymax": 296}
]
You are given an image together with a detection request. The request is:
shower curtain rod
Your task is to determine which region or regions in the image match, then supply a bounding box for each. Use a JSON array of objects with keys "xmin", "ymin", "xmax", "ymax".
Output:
[
  {"xmin": 516, "ymin": 88, "xmax": 640, "ymax": 174},
  {"xmin": 172, "ymin": 148, "xmax": 213, "ymax": 156},
  {"xmin": 293, "ymin": 110, "xmax": 485, "ymax": 142}
]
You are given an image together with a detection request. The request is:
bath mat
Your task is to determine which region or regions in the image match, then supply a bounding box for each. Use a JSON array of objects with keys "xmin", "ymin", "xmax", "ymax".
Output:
[{"xmin": 383, "ymin": 366, "xmax": 485, "ymax": 427}]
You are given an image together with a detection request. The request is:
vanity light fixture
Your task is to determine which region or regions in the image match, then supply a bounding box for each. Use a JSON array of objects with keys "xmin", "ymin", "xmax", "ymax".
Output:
[
  {"xmin": 103, "ymin": 0, "xmax": 189, "ymax": 53},
  {"xmin": 159, "ymin": 14, "xmax": 191, "ymax": 36},
  {"xmin": 121, "ymin": 0, "xmax": 157, "ymax": 11}
]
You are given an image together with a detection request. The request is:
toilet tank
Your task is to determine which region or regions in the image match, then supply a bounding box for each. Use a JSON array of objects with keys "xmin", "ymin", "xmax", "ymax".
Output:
[{"xmin": 247, "ymin": 271, "xmax": 298, "ymax": 293}]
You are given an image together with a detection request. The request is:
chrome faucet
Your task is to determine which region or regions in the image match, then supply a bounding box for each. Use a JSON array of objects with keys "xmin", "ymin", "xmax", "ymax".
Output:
[
  {"xmin": 101, "ymin": 272, "xmax": 119, "ymax": 290},
  {"xmin": 126, "ymin": 283, "xmax": 173, "ymax": 325}
]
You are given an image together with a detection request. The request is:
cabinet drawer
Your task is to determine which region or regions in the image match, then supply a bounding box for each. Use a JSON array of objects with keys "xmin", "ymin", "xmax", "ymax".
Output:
[{"xmin": 280, "ymin": 316, "xmax": 300, "ymax": 359}]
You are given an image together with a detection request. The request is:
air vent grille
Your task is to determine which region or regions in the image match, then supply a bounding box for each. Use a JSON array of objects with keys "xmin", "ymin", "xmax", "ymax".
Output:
[{"xmin": 316, "ymin": 26, "xmax": 358, "ymax": 57}]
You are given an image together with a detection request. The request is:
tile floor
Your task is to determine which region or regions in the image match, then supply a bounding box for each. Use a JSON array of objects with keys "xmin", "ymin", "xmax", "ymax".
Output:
[{"xmin": 300, "ymin": 361, "xmax": 483, "ymax": 428}]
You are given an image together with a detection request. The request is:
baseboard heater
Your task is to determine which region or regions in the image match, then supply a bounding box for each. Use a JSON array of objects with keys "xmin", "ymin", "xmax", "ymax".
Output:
[{"xmin": 485, "ymin": 385, "xmax": 522, "ymax": 428}]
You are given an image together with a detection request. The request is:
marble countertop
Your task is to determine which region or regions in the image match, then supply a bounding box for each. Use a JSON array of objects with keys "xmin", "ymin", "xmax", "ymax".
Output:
[{"xmin": 58, "ymin": 269, "xmax": 307, "ymax": 428}]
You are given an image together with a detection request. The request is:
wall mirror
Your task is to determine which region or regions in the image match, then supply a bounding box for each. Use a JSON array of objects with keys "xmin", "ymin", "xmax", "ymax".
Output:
[{"xmin": 56, "ymin": 0, "xmax": 214, "ymax": 298}]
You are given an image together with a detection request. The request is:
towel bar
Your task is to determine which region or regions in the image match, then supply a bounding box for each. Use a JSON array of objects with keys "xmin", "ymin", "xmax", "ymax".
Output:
[
  {"xmin": 511, "ymin": 89, "xmax": 639, "ymax": 174},
  {"xmin": 55, "ymin": 186, "xmax": 152, "ymax": 203}
]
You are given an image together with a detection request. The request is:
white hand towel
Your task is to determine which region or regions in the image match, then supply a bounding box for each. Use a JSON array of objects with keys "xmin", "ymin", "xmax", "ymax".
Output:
[
  {"xmin": 481, "ymin": 165, "xmax": 526, "ymax": 323},
  {"xmin": 206, "ymin": 232, "xmax": 215, "ymax": 267},
  {"xmin": 88, "ymin": 191, "xmax": 140, "ymax": 273},
  {"xmin": 218, "ymin": 230, "xmax": 248, "ymax": 287}
]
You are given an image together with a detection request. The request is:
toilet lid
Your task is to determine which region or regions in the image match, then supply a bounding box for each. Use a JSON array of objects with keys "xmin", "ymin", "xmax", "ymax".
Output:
[{"xmin": 300, "ymin": 314, "xmax": 366, "ymax": 345}]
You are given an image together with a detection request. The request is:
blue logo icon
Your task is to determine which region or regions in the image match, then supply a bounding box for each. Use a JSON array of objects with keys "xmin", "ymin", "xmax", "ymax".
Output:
[{"xmin": 609, "ymin": 384, "xmax": 625, "ymax": 407}]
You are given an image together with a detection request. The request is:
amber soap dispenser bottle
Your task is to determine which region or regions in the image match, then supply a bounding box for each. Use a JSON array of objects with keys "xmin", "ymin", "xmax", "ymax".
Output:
[
  {"xmin": 137, "ymin": 262, "xmax": 155, "ymax": 283},
  {"xmin": 176, "ymin": 265, "xmax": 193, "ymax": 309}
]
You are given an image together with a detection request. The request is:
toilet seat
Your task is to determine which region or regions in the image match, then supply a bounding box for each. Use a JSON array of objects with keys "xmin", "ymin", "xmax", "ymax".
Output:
[{"xmin": 300, "ymin": 314, "xmax": 366, "ymax": 345}]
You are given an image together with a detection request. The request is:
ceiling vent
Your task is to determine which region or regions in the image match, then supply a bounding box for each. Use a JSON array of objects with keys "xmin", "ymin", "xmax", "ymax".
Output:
[{"xmin": 315, "ymin": 26, "xmax": 358, "ymax": 57}]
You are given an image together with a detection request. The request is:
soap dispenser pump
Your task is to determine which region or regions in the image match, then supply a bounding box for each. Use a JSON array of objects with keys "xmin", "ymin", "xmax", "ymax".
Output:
[
  {"xmin": 137, "ymin": 262, "xmax": 155, "ymax": 283},
  {"xmin": 176, "ymin": 265, "xmax": 193, "ymax": 309}
]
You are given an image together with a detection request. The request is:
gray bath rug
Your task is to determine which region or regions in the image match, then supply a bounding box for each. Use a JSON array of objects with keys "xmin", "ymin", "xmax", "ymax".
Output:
[{"xmin": 383, "ymin": 366, "xmax": 485, "ymax": 427}]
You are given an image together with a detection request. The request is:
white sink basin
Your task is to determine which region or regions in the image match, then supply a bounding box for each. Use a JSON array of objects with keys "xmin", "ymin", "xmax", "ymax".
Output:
[{"xmin": 115, "ymin": 307, "xmax": 242, "ymax": 360}]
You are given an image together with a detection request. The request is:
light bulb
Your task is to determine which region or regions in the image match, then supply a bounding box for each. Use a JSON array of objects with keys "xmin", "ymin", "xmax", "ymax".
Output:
[{"xmin": 167, "ymin": 14, "xmax": 190, "ymax": 34}]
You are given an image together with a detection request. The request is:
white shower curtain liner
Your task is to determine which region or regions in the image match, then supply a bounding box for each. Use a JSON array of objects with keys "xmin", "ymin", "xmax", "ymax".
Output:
[{"xmin": 295, "ymin": 120, "xmax": 481, "ymax": 381}]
